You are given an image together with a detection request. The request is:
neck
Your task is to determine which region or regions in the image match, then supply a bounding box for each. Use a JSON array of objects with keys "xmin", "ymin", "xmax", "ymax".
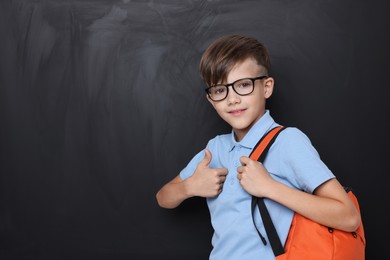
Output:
[{"xmin": 233, "ymin": 110, "xmax": 267, "ymax": 142}]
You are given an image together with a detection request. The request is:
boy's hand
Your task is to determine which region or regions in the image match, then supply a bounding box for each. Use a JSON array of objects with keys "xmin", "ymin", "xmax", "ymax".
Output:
[
  {"xmin": 187, "ymin": 149, "xmax": 228, "ymax": 198},
  {"xmin": 237, "ymin": 156, "xmax": 276, "ymax": 197}
]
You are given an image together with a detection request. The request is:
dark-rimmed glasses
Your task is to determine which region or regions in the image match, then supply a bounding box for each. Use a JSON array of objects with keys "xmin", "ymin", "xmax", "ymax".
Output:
[{"xmin": 205, "ymin": 76, "xmax": 268, "ymax": 102}]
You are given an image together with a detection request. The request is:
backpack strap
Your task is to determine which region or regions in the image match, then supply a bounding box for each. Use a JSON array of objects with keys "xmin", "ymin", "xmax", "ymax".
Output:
[{"xmin": 249, "ymin": 126, "xmax": 286, "ymax": 256}]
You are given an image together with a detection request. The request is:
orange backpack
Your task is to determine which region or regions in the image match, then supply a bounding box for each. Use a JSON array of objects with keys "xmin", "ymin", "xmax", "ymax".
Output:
[{"xmin": 250, "ymin": 126, "xmax": 366, "ymax": 260}]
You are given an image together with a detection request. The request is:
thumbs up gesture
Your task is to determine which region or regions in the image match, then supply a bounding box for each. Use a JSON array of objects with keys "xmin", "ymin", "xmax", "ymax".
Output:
[{"xmin": 187, "ymin": 149, "xmax": 228, "ymax": 198}]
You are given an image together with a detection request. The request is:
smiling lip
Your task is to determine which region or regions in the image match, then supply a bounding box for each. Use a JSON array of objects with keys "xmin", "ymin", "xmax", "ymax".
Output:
[{"xmin": 229, "ymin": 108, "xmax": 246, "ymax": 116}]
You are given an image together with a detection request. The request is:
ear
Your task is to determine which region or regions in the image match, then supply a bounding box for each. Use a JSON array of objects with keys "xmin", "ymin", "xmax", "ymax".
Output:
[{"xmin": 263, "ymin": 77, "xmax": 274, "ymax": 99}]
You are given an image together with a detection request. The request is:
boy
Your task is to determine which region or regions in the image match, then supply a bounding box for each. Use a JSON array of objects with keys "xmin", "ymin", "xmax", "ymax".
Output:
[{"xmin": 156, "ymin": 34, "xmax": 360, "ymax": 259}]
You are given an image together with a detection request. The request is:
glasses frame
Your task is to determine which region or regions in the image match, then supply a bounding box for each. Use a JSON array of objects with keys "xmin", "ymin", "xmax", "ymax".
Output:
[{"xmin": 205, "ymin": 75, "xmax": 268, "ymax": 102}]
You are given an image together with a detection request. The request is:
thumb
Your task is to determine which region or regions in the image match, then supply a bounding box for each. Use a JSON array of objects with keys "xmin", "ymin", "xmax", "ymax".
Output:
[
  {"xmin": 201, "ymin": 149, "xmax": 212, "ymax": 167},
  {"xmin": 239, "ymin": 156, "xmax": 251, "ymax": 166}
]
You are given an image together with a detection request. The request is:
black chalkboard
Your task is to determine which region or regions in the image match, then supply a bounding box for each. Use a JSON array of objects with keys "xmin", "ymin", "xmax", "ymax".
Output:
[{"xmin": 1, "ymin": 0, "xmax": 389, "ymax": 259}]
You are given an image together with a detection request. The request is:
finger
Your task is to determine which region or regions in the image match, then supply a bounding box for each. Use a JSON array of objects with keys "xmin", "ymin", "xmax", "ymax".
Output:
[
  {"xmin": 217, "ymin": 168, "xmax": 228, "ymax": 176},
  {"xmin": 239, "ymin": 156, "xmax": 251, "ymax": 166},
  {"xmin": 220, "ymin": 175, "xmax": 227, "ymax": 181}
]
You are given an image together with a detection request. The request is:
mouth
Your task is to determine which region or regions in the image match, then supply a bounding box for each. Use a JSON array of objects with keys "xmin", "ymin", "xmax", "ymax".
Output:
[{"xmin": 228, "ymin": 108, "xmax": 247, "ymax": 116}]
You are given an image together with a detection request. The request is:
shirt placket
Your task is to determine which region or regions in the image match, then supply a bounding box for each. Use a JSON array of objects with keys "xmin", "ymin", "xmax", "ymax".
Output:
[{"xmin": 228, "ymin": 145, "xmax": 243, "ymax": 187}]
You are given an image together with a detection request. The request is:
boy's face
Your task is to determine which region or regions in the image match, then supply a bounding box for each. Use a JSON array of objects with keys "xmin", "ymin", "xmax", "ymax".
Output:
[{"xmin": 207, "ymin": 57, "xmax": 274, "ymax": 141}]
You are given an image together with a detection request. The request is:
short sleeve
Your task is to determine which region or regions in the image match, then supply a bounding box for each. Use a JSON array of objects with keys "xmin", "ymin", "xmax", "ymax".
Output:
[{"xmin": 279, "ymin": 128, "xmax": 335, "ymax": 193}]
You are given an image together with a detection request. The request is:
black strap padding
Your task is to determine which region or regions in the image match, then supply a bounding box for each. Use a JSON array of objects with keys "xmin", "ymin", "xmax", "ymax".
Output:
[
  {"xmin": 256, "ymin": 197, "xmax": 285, "ymax": 256},
  {"xmin": 249, "ymin": 126, "xmax": 287, "ymax": 256},
  {"xmin": 251, "ymin": 196, "xmax": 268, "ymax": 245}
]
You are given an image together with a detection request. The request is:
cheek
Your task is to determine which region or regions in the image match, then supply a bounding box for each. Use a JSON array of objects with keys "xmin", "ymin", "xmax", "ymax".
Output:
[
  {"xmin": 210, "ymin": 103, "xmax": 224, "ymax": 117},
  {"xmin": 211, "ymin": 101, "xmax": 224, "ymax": 111},
  {"xmin": 215, "ymin": 107, "xmax": 227, "ymax": 119}
]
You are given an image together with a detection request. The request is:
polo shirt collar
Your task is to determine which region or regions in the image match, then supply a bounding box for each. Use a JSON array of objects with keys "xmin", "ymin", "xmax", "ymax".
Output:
[{"xmin": 228, "ymin": 110, "xmax": 276, "ymax": 152}]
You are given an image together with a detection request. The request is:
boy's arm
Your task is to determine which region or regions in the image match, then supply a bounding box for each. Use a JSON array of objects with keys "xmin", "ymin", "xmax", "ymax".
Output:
[
  {"xmin": 237, "ymin": 158, "xmax": 361, "ymax": 232},
  {"xmin": 156, "ymin": 175, "xmax": 193, "ymax": 209},
  {"xmin": 269, "ymin": 178, "xmax": 360, "ymax": 232},
  {"xmin": 156, "ymin": 149, "xmax": 228, "ymax": 209}
]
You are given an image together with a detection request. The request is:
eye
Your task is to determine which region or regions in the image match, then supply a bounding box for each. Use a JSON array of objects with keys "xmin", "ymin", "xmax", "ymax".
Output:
[
  {"xmin": 236, "ymin": 79, "xmax": 253, "ymax": 89},
  {"xmin": 212, "ymin": 86, "xmax": 226, "ymax": 95}
]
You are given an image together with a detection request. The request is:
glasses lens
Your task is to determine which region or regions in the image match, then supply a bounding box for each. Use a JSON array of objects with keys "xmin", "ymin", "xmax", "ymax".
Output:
[
  {"xmin": 209, "ymin": 85, "xmax": 227, "ymax": 101},
  {"xmin": 233, "ymin": 79, "xmax": 254, "ymax": 95}
]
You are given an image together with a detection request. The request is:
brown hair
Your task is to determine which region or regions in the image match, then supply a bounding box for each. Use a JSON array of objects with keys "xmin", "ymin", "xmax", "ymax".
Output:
[{"xmin": 199, "ymin": 34, "xmax": 271, "ymax": 86}]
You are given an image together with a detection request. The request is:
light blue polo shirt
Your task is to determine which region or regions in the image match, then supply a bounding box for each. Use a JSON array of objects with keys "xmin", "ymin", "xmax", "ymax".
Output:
[{"xmin": 179, "ymin": 110, "xmax": 334, "ymax": 260}]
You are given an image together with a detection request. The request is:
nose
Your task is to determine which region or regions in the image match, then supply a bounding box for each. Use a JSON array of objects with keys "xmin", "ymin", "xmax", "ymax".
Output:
[{"xmin": 226, "ymin": 85, "xmax": 241, "ymax": 105}]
